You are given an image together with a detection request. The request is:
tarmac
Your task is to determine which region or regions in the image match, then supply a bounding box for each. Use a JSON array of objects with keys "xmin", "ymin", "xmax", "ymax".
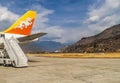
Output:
[{"xmin": 0, "ymin": 56, "xmax": 120, "ymax": 83}]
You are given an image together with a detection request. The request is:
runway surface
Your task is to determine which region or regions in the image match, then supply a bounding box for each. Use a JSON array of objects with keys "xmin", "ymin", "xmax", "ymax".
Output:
[{"xmin": 0, "ymin": 56, "xmax": 120, "ymax": 83}]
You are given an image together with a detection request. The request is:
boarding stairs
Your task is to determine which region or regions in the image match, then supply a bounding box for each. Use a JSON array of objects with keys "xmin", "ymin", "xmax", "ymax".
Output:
[{"xmin": 0, "ymin": 36, "xmax": 28, "ymax": 67}]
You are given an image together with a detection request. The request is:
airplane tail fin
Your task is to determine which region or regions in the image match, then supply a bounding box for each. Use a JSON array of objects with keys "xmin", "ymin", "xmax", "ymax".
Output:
[{"xmin": 4, "ymin": 10, "xmax": 36, "ymax": 36}]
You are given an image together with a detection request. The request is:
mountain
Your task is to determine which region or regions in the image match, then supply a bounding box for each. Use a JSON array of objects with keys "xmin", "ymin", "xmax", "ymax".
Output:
[
  {"xmin": 21, "ymin": 41, "xmax": 65, "ymax": 53},
  {"xmin": 61, "ymin": 24, "xmax": 120, "ymax": 53}
]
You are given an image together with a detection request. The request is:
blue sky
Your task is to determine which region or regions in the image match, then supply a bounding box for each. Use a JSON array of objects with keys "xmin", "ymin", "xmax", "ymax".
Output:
[{"xmin": 0, "ymin": 0, "xmax": 120, "ymax": 43}]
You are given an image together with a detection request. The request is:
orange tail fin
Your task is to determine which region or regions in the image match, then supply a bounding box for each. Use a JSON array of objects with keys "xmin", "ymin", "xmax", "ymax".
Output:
[{"xmin": 4, "ymin": 10, "xmax": 36, "ymax": 35}]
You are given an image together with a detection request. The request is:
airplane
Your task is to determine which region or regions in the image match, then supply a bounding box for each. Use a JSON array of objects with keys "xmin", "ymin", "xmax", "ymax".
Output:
[
  {"xmin": 0, "ymin": 10, "xmax": 47, "ymax": 67},
  {"xmin": 1, "ymin": 10, "xmax": 47, "ymax": 43}
]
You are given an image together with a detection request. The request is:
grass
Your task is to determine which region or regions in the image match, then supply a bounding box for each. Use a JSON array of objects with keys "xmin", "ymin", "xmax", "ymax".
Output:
[{"xmin": 27, "ymin": 53, "xmax": 120, "ymax": 58}]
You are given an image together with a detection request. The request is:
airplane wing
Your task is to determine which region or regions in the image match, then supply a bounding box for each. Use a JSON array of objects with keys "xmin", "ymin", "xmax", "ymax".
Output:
[{"xmin": 18, "ymin": 32, "xmax": 47, "ymax": 43}]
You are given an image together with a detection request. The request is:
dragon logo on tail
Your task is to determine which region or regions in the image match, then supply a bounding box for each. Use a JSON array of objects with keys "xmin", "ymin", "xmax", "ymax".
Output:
[{"xmin": 15, "ymin": 17, "xmax": 32, "ymax": 30}]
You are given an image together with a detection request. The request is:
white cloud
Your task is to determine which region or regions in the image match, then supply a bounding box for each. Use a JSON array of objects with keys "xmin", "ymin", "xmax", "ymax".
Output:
[
  {"xmin": 89, "ymin": 15, "xmax": 99, "ymax": 22},
  {"xmin": 0, "ymin": 6, "xmax": 19, "ymax": 22},
  {"xmin": 0, "ymin": 6, "xmax": 19, "ymax": 30},
  {"xmin": 31, "ymin": 5, "xmax": 54, "ymax": 33},
  {"xmin": 85, "ymin": 0, "xmax": 120, "ymax": 33},
  {"xmin": 61, "ymin": 29, "xmax": 93, "ymax": 43},
  {"xmin": 63, "ymin": 19, "xmax": 81, "ymax": 24},
  {"xmin": 88, "ymin": 0, "xmax": 120, "ymax": 18},
  {"xmin": 86, "ymin": 15, "xmax": 99, "ymax": 23},
  {"xmin": 43, "ymin": 26, "xmax": 64, "ymax": 38},
  {"xmin": 30, "ymin": 5, "xmax": 69, "ymax": 43}
]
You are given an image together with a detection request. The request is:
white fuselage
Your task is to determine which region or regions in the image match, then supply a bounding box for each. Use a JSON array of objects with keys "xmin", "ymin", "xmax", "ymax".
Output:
[
  {"xmin": 2, "ymin": 33, "xmax": 26, "ymax": 39},
  {"xmin": 2, "ymin": 33, "xmax": 39, "ymax": 43}
]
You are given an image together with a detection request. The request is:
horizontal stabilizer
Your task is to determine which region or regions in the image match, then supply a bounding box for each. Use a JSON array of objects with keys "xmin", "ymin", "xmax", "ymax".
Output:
[{"xmin": 18, "ymin": 32, "xmax": 47, "ymax": 43}]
